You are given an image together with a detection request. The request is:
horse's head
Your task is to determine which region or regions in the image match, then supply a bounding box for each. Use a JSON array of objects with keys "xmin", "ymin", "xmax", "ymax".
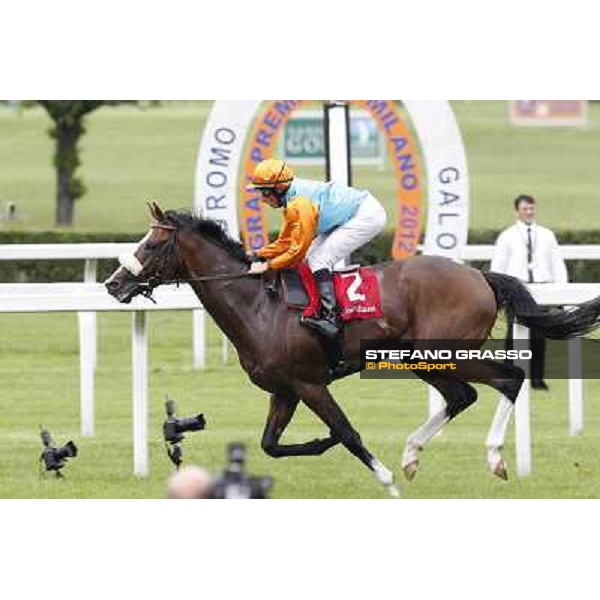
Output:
[{"xmin": 105, "ymin": 202, "xmax": 183, "ymax": 303}]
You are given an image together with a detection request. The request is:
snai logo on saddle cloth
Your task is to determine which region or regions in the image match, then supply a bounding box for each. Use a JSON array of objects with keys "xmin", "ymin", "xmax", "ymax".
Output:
[
  {"xmin": 333, "ymin": 267, "xmax": 383, "ymax": 322},
  {"xmin": 287, "ymin": 263, "xmax": 383, "ymax": 323}
]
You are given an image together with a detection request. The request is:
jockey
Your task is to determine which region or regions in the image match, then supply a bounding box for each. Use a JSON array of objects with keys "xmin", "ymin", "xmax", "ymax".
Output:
[{"xmin": 247, "ymin": 158, "xmax": 387, "ymax": 339}]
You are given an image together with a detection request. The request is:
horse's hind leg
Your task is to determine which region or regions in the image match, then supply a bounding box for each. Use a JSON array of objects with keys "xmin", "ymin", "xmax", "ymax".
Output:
[
  {"xmin": 412, "ymin": 359, "xmax": 524, "ymax": 480},
  {"xmin": 478, "ymin": 360, "xmax": 525, "ymax": 479},
  {"xmin": 296, "ymin": 382, "xmax": 400, "ymax": 498},
  {"xmin": 260, "ymin": 392, "xmax": 339, "ymax": 458},
  {"xmin": 401, "ymin": 378, "xmax": 477, "ymax": 481}
]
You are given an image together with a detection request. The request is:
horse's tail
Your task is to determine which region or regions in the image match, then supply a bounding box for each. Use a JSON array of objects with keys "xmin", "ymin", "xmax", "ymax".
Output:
[{"xmin": 483, "ymin": 271, "xmax": 600, "ymax": 340}]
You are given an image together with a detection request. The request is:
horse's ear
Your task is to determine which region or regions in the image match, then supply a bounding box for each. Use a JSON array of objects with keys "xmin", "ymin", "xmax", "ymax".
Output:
[{"xmin": 148, "ymin": 201, "xmax": 165, "ymax": 222}]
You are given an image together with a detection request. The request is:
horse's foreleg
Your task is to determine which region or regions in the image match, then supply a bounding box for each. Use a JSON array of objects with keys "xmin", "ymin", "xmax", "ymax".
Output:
[
  {"xmin": 296, "ymin": 382, "xmax": 400, "ymax": 498},
  {"xmin": 260, "ymin": 393, "xmax": 339, "ymax": 458}
]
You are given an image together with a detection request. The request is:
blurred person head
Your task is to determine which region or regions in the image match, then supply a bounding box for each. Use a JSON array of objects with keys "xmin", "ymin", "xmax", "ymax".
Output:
[
  {"xmin": 166, "ymin": 465, "xmax": 215, "ymax": 499},
  {"xmin": 514, "ymin": 194, "xmax": 536, "ymax": 224}
]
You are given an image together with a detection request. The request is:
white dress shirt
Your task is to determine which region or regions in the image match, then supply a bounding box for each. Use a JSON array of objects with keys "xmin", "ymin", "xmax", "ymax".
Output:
[{"xmin": 491, "ymin": 221, "xmax": 568, "ymax": 284}]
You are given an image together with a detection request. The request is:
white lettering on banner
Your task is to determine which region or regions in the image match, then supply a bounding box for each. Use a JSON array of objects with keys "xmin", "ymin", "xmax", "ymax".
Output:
[
  {"xmin": 439, "ymin": 166, "xmax": 460, "ymax": 184},
  {"xmin": 436, "ymin": 231, "xmax": 458, "ymax": 250},
  {"xmin": 433, "ymin": 166, "xmax": 461, "ymax": 251},
  {"xmin": 214, "ymin": 127, "xmax": 236, "ymax": 146},
  {"xmin": 203, "ymin": 129, "xmax": 235, "ymax": 223},
  {"xmin": 206, "ymin": 170, "xmax": 227, "ymax": 188},
  {"xmin": 342, "ymin": 272, "xmax": 366, "ymax": 303},
  {"xmin": 194, "ymin": 100, "xmax": 263, "ymax": 240},
  {"xmin": 402, "ymin": 101, "xmax": 469, "ymax": 260}
]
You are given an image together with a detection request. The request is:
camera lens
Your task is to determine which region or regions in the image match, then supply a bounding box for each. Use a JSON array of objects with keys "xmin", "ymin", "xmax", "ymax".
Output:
[
  {"xmin": 177, "ymin": 414, "xmax": 205, "ymax": 433},
  {"xmin": 65, "ymin": 441, "xmax": 78, "ymax": 457}
]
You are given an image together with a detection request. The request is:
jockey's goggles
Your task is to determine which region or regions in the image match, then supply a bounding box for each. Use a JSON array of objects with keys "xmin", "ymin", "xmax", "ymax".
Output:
[{"xmin": 255, "ymin": 186, "xmax": 286, "ymax": 208}]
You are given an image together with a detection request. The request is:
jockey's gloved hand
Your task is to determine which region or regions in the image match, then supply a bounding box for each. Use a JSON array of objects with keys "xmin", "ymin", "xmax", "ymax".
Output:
[{"xmin": 249, "ymin": 261, "xmax": 269, "ymax": 275}]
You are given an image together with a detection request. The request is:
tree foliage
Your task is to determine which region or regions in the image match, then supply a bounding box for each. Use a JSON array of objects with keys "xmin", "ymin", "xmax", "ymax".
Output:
[{"xmin": 38, "ymin": 101, "xmax": 118, "ymax": 225}]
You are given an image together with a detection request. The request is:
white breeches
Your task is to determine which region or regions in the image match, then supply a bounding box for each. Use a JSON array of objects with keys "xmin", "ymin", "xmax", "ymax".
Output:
[{"xmin": 306, "ymin": 194, "xmax": 387, "ymax": 271}]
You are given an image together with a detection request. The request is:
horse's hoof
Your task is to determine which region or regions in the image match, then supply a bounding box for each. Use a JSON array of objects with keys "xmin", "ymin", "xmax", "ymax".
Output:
[
  {"xmin": 492, "ymin": 460, "xmax": 508, "ymax": 481},
  {"xmin": 403, "ymin": 460, "xmax": 419, "ymax": 482},
  {"xmin": 386, "ymin": 483, "xmax": 401, "ymax": 498}
]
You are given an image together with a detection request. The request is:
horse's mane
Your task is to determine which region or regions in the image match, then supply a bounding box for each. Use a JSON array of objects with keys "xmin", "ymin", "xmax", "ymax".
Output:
[{"xmin": 164, "ymin": 210, "xmax": 250, "ymax": 265}]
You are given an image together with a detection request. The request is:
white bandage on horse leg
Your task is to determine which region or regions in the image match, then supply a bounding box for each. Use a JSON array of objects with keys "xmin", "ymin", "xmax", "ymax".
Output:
[
  {"xmin": 485, "ymin": 396, "xmax": 514, "ymax": 450},
  {"xmin": 118, "ymin": 253, "xmax": 144, "ymax": 276},
  {"xmin": 371, "ymin": 458, "xmax": 393, "ymax": 486},
  {"xmin": 371, "ymin": 458, "xmax": 400, "ymax": 498},
  {"xmin": 409, "ymin": 409, "xmax": 449, "ymax": 448},
  {"xmin": 402, "ymin": 409, "xmax": 449, "ymax": 470}
]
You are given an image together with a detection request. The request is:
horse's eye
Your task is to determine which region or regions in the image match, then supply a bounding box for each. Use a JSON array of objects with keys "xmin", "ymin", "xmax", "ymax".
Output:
[{"xmin": 145, "ymin": 241, "xmax": 161, "ymax": 251}]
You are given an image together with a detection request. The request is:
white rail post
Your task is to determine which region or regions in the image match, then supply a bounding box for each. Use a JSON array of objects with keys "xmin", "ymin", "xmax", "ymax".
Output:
[
  {"xmin": 568, "ymin": 337, "xmax": 583, "ymax": 436},
  {"xmin": 78, "ymin": 311, "xmax": 95, "ymax": 437},
  {"xmin": 514, "ymin": 322, "xmax": 532, "ymax": 477},
  {"xmin": 192, "ymin": 310, "xmax": 205, "ymax": 369},
  {"xmin": 83, "ymin": 258, "xmax": 98, "ymax": 367},
  {"xmin": 324, "ymin": 101, "xmax": 351, "ymax": 185},
  {"xmin": 78, "ymin": 259, "xmax": 98, "ymax": 437},
  {"xmin": 132, "ymin": 311, "xmax": 149, "ymax": 477},
  {"xmin": 324, "ymin": 100, "xmax": 351, "ymax": 270}
]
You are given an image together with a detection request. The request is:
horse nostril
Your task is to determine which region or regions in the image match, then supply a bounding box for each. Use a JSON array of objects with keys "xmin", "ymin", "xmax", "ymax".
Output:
[{"xmin": 105, "ymin": 280, "xmax": 119, "ymax": 291}]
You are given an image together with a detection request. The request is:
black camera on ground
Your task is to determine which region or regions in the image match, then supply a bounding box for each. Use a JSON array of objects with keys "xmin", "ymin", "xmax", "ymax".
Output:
[
  {"xmin": 211, "ymin": 442, "xmax": 273, "ymax": 499},
  {"xmin": 39, "ymin": 428, "xmax": 78, "ymax": 477},
  {"xmin": 163, "ymin": 395, "xmax": 206, "ymax": 468}
]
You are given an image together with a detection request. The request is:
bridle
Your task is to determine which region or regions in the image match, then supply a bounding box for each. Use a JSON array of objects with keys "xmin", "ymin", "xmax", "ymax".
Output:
[{"xmin": 119, "ymin": 221, "xmax": 257, "ymax": 302}]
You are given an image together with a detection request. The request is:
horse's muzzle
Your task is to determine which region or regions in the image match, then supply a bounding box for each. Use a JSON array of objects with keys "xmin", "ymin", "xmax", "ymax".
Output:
[
  {"xmin": 105, "ymin": 279, "xmax": 137, "ymax": 303},
  {"xmin": 105, "ymin": 269, "xmax": 147, "ymax": 304}
]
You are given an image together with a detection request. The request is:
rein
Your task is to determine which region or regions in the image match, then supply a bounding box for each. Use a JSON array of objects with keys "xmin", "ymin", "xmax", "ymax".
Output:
[{"xmin": 162, "ymin": 272, "xmax": 256, "ymax": 284}]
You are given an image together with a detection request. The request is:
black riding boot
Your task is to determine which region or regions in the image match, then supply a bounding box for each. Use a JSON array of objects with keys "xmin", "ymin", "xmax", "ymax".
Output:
[{"xmin": 301, "ymin": 269, "xmax": 341, "ymax": 339}]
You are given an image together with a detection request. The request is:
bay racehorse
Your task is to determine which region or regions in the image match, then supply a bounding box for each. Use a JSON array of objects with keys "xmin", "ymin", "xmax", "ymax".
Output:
[{"xmin": 105, "ymin": 204, "xmax": 600, "ymax": 497}]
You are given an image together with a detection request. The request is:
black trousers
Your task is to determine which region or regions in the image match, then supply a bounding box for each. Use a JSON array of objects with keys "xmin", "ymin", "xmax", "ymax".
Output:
[{"xmin": 505, "ymin": 314, "xmax": 546, "ymax": 383}]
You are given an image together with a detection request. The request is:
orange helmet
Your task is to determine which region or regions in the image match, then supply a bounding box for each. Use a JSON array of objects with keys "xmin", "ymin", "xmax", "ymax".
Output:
[{"xmin": 250, "ymin": 159, "xmax": 294, "ymax": 191}]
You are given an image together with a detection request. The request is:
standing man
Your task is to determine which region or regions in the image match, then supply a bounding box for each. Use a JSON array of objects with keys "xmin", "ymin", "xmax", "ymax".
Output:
[{"xmin": 491, "ymin": 194, "xmax": 568, "ymax": 390}]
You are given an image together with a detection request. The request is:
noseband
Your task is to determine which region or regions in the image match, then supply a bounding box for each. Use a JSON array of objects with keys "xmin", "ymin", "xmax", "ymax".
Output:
[{"xmin": 115, "ymin": 222, "xmax": 181, "ymax": 302}]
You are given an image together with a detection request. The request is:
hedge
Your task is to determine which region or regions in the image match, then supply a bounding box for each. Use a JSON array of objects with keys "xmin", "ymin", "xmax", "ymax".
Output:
[{"xmin": 1, "ymin": 229, "xmax": 599, "ymax": 283}]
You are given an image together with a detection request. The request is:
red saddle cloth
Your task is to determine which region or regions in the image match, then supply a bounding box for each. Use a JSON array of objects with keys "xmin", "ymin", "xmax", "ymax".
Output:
[{"xmin": 295, "ymin": 263, "xmax": 383, "ymax": 323}]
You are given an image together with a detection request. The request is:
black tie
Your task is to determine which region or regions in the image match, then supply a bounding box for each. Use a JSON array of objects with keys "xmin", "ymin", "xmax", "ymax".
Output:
[{"xmin": 527, "ymin": 226, "xmax": 533, "ymax": 283}]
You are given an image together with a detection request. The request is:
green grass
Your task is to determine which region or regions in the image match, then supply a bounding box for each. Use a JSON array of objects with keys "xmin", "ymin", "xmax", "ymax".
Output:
[
  {"xmin": 2, "ymin": 101, "xmax": 600, "ymax": 233},
  {"xmin": 2, "ymin": 101, "xmax": 600, "ymax": 498},
  {"xmin": 451, "ymin": 100, "xmax": 600, "ymax": 231},
  {"xmin": 1, "ymin": 310, "xmax": 600, "ymax": 499}
]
